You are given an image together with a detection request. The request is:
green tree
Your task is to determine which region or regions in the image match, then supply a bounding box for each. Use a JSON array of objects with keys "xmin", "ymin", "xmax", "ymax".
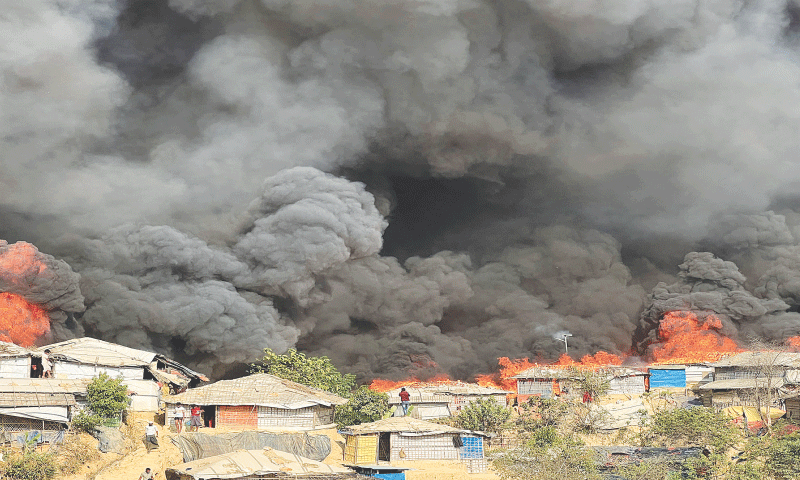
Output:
[
  {"xmin": 335, "ymin": 386, "xmax": 388, "ymax": 428},
  {"xmin": 251, "ymin": 348, "xmax": 356, "ymax": 397},
  {"xmin": 85, "ymin": 373, "xmax": 129, "ymax": 419},
  {"xmin": 648, "ymin": 407, "xmax": 740, "ymax": 453},
  {"xmin": 453, "ymin": 398, "xmax": 511, "ymax": 433}
]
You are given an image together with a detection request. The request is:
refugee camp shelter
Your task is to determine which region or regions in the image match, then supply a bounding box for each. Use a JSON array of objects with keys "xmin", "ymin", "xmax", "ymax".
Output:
[
  {"xmin": 165, "ymin": 447, "xmax": 365, "ymax": 480},
  {"xmin": 346, "ymin": 465, "xmax": 408, "ymax": 480},
  {"xmin": 0, "ymin": 378, "xmax": 88, "ymax": 443},
  {"xmin": 340, "ymin": 417, "xmax": 489, "ymax": 473},
  {"xmin": 34, "ymin": 337, "xmax": 207, "ymax": 391},
  {"xmin": 699, "ymin": 351, "xmax": 800, "ymax": 408},
  {"xmin": 0, "ymin": 342, "xmax": 33, "ymax": 378},
  {"xmin": 513, "ymin": 367, "xmax": 573, "ymax": 400},
  {"xmin": 386, "ymin": 382, "xmax": 510, "ymax": 419},
  {"xmin": 165, "ymin": 374, "xmax": 347, "ymax": 430},
  {"xmin": 607, "ymin": 368, "xmax": 648, "ymax": 395},
  {"xmin": 513, "ymin": 366, "xmax": 647, "ymax": 401}
]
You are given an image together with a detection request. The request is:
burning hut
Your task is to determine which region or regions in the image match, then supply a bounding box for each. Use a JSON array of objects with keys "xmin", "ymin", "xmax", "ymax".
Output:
[
  {"xmin": 33, "ymin": 337, "xmax": 207, "ymax": 392},
  {"xmin": 340, "ymin": 417, "xmax": 489, "ymax": 473},
  {"xmin": 164, "ymin": 374, "xmax": 347, "ymax": 430},
  {"xmin": 165, "ymin": 447, "xmax": 364, "ymax": 480},
  {"xmin": 385, "ymin": 382, "xmax": 510, "ymax": 420},
  {"xmin": 513, "ymin": 366, "xmax": 647, "ymax": 402},
  {"xmin": 699, "ymin": 351, "xmax": 800, "ymax": 408}
]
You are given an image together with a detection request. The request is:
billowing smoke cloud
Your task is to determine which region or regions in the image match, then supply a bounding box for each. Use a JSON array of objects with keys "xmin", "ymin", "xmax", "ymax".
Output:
[{"xmin": 3, "ymin": 0, "xmax": 800, "ymax": 379}]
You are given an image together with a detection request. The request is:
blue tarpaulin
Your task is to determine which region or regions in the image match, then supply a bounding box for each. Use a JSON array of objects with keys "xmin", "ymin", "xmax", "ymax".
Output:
[
  {"xmin": 649, "ymin": 368, "xmax": 686, "ymax": 388},
  {"xmin": 460, "ymin": 436, "xmax": 483, "ymax": 459}
]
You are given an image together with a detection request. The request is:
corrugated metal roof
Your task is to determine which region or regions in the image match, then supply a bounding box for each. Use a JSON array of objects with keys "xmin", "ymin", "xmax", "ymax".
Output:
[
  {"xmin": 699, "ymin": 378, "xmax": 786, "ymax": 390},
  {"xmin": 711, "ymin": 352, "xmax": 800, "ymax": 368},
  {"xmin": 37, "ymin": 337, "xmax": 156, "ymax": 367},
  {"xmin": 164, "ymin": 374, "xmax": 347, "ymax": 408},
  {"xmin": 167, "ymin": 448, "xmax": 355, "ymax": 479},
  {"xmin": 341, "ymin": 416, "xmax": 482, "ymax": 435}
]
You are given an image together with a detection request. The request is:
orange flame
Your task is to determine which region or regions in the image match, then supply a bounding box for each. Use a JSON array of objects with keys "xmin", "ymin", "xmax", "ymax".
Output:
[
  {"xmin": 0, "ymin": 293, "xmax": 49, "ymax": 347},
  {"xmin": 650, "ymin": 311, "xmax": 741, "ymax": 364},
  {"xmin": 0, "ymin": 241, "xmax": 50, "ymax": 346},
  {"xmin": 369, "ymin": 373, "xmax": 453, "ymax": 392},
  {"xmin": 788, "ymin": 336, "xmax": 800, "ymax": 351}
]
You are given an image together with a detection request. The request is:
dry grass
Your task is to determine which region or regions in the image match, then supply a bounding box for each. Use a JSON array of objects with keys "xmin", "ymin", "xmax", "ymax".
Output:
[{"xmin": 56, "ymin": 433, "xmax": 101, "ymax": 475}]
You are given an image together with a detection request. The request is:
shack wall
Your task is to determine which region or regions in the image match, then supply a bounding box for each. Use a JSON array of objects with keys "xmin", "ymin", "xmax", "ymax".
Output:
[
  {"xmin": 517, "ymin": 379, "xmax": 554, "ymax": 398},
  {"xmin": 53, "ymin": 362, "xmax": 143, "ymax": 381},
  {"xmin": 390, "ymin": 433, "xmax": 460, "ymax": 461},
  {"xmin": 608, "ymin": 376, "xmax": 646, "ymax": 395},
  {"xmin": 0, "ymin": 357, "xmax": 30, "ymax": 379},
  {"xmin": 343, "ymin": 433, "xmax": 378, "ymax": 464}
]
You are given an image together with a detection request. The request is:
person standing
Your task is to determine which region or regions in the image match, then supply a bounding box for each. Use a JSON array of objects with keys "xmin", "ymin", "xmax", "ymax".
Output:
[
  {"xmin": 399, "ymin": 388, "xmax": 411, "ymax": 416},
  {"xmin": 174, "ymin": 403, "xmax": 186, "ymax": 433},
  {"xmin": 139, "ymin": 467, "xmax": 157, "ymax": 479},
  {"xmin": 144, "ymin": 422, "xmax": 159, "ymax": 453},
  {"xmin": 41, "ymin": 349, "xmax": 53, "ymax": 378},
  {"xmin": 190, "ymin": 405, "xmax": 204, "ymax": 432}
]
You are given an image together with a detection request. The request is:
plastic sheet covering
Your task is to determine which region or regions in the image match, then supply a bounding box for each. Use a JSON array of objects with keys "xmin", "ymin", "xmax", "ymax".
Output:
[
  {"xmin": 0, "ymin": 406, "xmax": 69, "ymax": 422},
  {"xmin": 723, "ymin": 405, "xmax": 785, "ymax": 422},
  {"xmin": 12, "ymin": 430, "xmax": 65, "ymax": 446},
  {"xmin": 171, "ymin": 431, "xmax": 331, "ymax": 462}
]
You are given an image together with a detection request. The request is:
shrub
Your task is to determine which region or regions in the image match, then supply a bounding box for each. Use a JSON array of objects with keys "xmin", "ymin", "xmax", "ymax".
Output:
[
  {"xmin": 3, "ymin": 450, "xmax": 58, "ymax": 480},
  {"xmin": 85, "ymin": 373, "xmax": 129, "ymax": 419},
  {"xmin": 649, "ymin": 407, "xmax": 740, "ymax": 453},
  {"xmin": 494, "ymin": 444, "xmax": 598, "ymax": 480},
  {"xmin": 56, "ymin": 435, "xmax": 100, "ymax": 475},
  {"xmin": 453, "ymin": 398, "xmax": 511, "ymax": 433},
  {"xmin": 763, "ymin": 433, "xmax": 800, "ymax": 479},
  {"xmin": 335, "ymin": 386, "xmax": 388, "ymax": 428},
  {"xmin": 71, "ymin": 411, "xmax": 102, "ymax": 433}
]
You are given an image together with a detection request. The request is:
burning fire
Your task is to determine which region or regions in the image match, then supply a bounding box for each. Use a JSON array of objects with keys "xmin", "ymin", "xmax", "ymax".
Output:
[
  {"xmin": 0, "ymin": 241, "xmax": 50, "ymax": 346},
  {"xmin": 369, "ymin": 373, "xmax": 453, "ymax": 392},
  {"xmin": 0, "ymin": 293, "xmax": 49, "ymax": 346},
  {"xmin": 788, "ymin": 336, "xmax": 800, "ymax": 350},
  {"xmin": 651, "ymin": 311, "xmax": 741, "ymax": 364}
]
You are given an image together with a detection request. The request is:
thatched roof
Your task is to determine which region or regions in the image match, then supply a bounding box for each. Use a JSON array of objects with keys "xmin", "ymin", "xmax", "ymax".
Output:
[
  {"xmin": 699, "ymin": 378, "xmax": 786, "ymax": 390},
  {"xmin": 711, "ymin": 352, "xmax": 800, "ymax": 368},
  {"xmin": 341, "ymin": 416, "xmax": 487, "ymax": 436},
  {"xmin": 165, "ymin": 448, "xmax": 360, "ymax": 480},
  {"xmin": 165, "ymin": 374, "xmax": 347, "ymax": 409}
]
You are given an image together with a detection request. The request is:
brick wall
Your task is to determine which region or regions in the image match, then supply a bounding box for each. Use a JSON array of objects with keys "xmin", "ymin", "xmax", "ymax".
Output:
[{"xmin": 217, "ymin": 405, "xmax": 258, "ymax": 427}]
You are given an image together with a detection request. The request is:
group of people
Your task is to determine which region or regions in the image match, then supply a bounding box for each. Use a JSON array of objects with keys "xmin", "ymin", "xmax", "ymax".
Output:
[{"xmin": 173, "ymin": 402, "xmax": 204, "ymax": 433}]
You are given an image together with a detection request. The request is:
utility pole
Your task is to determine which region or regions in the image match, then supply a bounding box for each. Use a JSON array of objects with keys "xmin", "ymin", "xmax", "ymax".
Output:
[{"xmin": 561, "ymin": 333, "xmax": 573, "ymax": 354}]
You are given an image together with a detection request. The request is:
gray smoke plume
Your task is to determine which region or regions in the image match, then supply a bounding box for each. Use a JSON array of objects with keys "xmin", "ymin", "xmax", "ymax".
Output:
[{"xmin": 3, "ymin": 0, "xmax": 800, "ymax": 379}]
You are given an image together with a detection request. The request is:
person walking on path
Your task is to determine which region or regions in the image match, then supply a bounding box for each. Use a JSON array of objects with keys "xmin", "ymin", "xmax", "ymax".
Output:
[
  {"xmin": 145, "ymin": 422, "xmax": 159, "ymax": 453},
  {"xmin": 139, "ymin": 467, "xmax": 157, "ymax": 479},
  {"xmin": 174, "ymin": 403, "xmax": 186, "ymax": 433},
  {"xmin": 190, "ymin": 405, "xmax": 204, "ymax": 432},
  {"xmin": 399, "ymin": 388, "xmax": 411, "ymax": 416}
]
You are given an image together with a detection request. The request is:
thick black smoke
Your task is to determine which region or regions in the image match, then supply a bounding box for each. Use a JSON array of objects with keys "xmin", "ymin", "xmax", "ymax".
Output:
[{"xmin": 2, "ymin": 0, "xmax": 800, "ymax": 380}]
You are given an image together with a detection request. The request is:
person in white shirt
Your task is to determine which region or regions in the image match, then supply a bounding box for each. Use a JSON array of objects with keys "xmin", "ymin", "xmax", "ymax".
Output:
[
  {"xmin": 139, "ymin": 467, "xmax": 156, "ymax": 479},
  {"xmin": 174, "ymin": 403, "xmax": 186, "ymax": 434},
  {"xmin": 144, "ymin": 422, "xmax": 159, "ymax": 452},
  {"xmin": 41, "ymin": 349, "xmax": 52, "ymax": 378}
]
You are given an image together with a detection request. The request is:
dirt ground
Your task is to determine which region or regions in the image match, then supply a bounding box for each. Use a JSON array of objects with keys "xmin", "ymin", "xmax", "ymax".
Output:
[{"xmin": 60, "ymin": 420, "xmax": 499, "ymax": 480}]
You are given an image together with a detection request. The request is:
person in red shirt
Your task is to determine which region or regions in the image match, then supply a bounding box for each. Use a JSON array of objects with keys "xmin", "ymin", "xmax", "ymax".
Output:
[
  {"xmin": 399, "ymin": 388, "xmax": 411, "ymax": 416},
  {"xmin": 190, "ymin": 405, "xmax": 204, "ymax": 432}
]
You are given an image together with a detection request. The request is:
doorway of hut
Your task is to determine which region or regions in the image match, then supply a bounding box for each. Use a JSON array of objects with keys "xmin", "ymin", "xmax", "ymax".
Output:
[
  {"xmin": 203, "ymin": 406, "xmax": 216, "ymax": 428},
  {"xmin": 30, "ymin": 357, "xmax": 43, "ymax": 378},
  {"xmin": 378, "ymin": 432, "xmax": 391, "ymax": 461}
]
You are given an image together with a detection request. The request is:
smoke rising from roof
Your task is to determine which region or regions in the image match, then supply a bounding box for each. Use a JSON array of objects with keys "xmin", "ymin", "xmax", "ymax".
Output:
[{"xmin": 3, "ymin": 0, "xmax": 800, "ymax": 379}]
